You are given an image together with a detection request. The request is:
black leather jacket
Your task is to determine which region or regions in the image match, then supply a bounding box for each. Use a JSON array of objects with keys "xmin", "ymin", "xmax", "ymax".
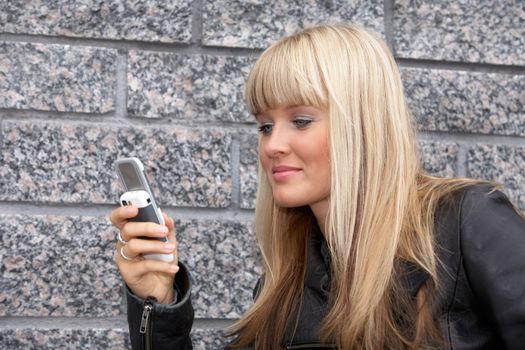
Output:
[{"xmin": 126, "ymin": 185, "xmax": 525, "ymax": 349}]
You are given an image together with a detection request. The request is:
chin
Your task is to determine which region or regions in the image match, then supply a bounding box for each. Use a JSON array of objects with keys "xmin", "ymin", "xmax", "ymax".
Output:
[{"xmin": 272, "ymin": 193, "xmax": 307, "ymax": 208}]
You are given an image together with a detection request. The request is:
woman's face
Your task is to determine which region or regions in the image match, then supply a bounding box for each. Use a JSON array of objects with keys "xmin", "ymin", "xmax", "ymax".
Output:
[{"xmin": 257, "ymin": 105, "xmax": 331, "ymax": 210}]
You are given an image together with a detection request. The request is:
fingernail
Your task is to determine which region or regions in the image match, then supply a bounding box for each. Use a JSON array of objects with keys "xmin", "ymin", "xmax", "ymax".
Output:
[
  {"xmin": 156, "ymin": 226, "xmax": 168, "ymax": 234},
  {"xmin": 170, "ymin": 265, "xmax": 179, "ymax": 273},
  {"xmin": 163, "ymin": 243, "xmax": 175, "ymax": 251}
]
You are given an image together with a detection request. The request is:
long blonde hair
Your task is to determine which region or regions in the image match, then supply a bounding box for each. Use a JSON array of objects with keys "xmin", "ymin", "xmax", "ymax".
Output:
[{"xmin": 229, "ymin": 24, "xmax": 488, "ymax": 349}]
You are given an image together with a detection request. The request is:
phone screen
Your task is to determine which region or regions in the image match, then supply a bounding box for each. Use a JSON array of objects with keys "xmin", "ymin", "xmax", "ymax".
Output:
[{"xmin": 118, "ymin": 162, "xmax": 145, "ymax": 191}]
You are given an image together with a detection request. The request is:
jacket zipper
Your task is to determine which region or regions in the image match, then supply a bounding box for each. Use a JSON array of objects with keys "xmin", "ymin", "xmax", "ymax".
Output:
[{"xmin": 140, "ymin": 298, "xmax": 155, "ymax": 350}]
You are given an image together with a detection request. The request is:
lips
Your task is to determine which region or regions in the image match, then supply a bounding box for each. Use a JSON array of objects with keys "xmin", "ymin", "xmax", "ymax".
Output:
[{"xmin": 272, "ymin": 165, "xmax": 302, "ymax": 181}]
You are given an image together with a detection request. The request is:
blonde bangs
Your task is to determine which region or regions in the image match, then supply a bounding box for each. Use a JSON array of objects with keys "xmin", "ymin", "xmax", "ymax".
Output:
[{"xmin": 245, "ymin": 35, "xmax": 328, "ymax": 115}]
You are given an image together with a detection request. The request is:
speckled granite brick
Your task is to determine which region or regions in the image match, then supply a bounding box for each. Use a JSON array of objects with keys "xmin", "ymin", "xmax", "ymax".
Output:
[
  {"xmin": 394, "ymin": 1, "xmax": 525, "ymax": 65},
  {"xmin": 191, "ymin": 328, "xmax": 228, "ymax": 350},
  {"xmin": 0, "ymin": 0, "xmax": 192, "ymax": 43},
  {"xmin": 239, "ymin": 132, "xmax": 259, "ymax": 209},
  {"xmin": 401, "ymin": 68, "xmax": 525, "ymax": 136},
  {"xmin": 0, "ymin": 215, "xmax": 121, "ymax": 317},
  {"xmin": 118, "ymin": 126, "xmax": 232, "ymax": 207},
  {"xmin": 0, "ymin": 327, "xmax": 229, "ymax": 350},
  {"xmin": 202, "ymin": 0, "xmax": 384, "ymax": 48},
  {"xmin": 128, "ymin": 51, "xmax": 254, "ymax": 121},
  {"xmin": 0, "ymin": 328, "xmax": 130, "ymax": 349},
  {"xmin": 0, "ymin": 121, "xmax": 119, "ymax": 203},
  {"xmin": 0, "ymin": 42, "xmax": 116, "ymax": 113},
  {"xmin": 467, "ymin": 145, "xmax": 525, "ymax": 210},
  {"xmin": 418, "ymin": 140, "xmax": 458, "ymax": 177},
  {"xmin": 177, "ymin": 219, "xmax": 261, "ymax": 318},
  {"xmin": 0, "ymin": 121, "xmax": 232, "ymax": 207}
]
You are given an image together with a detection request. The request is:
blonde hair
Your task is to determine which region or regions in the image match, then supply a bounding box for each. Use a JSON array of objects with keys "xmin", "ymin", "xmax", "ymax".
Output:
[{"xmin": 229, "ymin": 24, "xmax": 489, "ymax": 349}]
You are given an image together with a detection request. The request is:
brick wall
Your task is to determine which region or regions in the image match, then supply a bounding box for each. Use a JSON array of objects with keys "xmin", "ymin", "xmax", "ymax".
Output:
[{"xmin": 1, "ymin": 1, "xmax": 523, "ymax": 349}]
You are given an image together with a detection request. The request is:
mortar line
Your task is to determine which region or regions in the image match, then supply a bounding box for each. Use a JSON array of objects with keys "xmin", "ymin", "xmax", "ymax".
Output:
[
  {"xmin": 0, "ymin": 202, "xmax": 255, "ymax": 220},
  {"xmin": 456, "ymin": 143, "xmax": 469, "ymax": 177},
  {"xmin": 383, "ymin": 0, "xmax": 395, "ymax": 52},
  {"xmin": 0, "ymin": 111, "xmax": 257, "ymax": 129},
  {"xmin": 192, "ymin": 0, "xmax": 204, "ymax": 45},
  {"xmin": 115, "ymin": 50, "xmax": 129, "ymax": 119},
  {"xmin": 417, "ymin": 131, "xmax": 525, "ymax": 146},
  {"xmin": 231, "ymin": 137, "xmax": 241, "ymax": 208},
  {"xmin": 397, "ymin": 58, "xmax": 525, "ymax": 75},
  {"xmin": 0, "ymin": 33, "xmax": 262, "ymax": 57}
]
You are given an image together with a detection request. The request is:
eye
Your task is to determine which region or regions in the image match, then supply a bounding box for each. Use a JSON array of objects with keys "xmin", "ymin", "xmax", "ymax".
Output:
[
  {"xmin": 293, "ymin": 116, "xmax": 313, "ymax": 129},
  {"xmin": 257, "ymin": 123, "xmax": 273, "ymax": 135}
]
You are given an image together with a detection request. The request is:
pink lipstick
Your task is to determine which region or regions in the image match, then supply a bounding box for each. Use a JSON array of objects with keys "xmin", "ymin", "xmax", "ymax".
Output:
[{"xmin": 272, "ymin": 165, "xmax": 301, "ymax": 182}]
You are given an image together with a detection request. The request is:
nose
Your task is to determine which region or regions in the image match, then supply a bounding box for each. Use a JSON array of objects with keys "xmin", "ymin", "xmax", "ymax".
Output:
[{"xmin": 260, "ymin": 125, "xmax": 291, "ymax": 158}]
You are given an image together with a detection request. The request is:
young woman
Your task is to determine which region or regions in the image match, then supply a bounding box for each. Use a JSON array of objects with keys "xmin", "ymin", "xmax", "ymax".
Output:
[{"xmin": 110, "ymin": 25, "xmax": 525, "ymax": 349}]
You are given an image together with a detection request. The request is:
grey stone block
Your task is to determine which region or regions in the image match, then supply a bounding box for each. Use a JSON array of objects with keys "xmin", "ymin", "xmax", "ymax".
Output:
[
  {"xmin": 0, "ymin": 42, "xmax": 116, "ymax": 113},
  {"xmin": 177, "ymin": 219, "xmax": 261, "ymax": 318},
  {"xmin": 467, "ymin": 144, "xmax": 525, "ymax": 209},
  {"xmin": 239, "ymin": 132, "xmax": 259, "ymax": 209},
  {"xmin": 128, "ymin": 51, "xmax": 254, "ymax": 121},
  {"xmin": 118, "ymin": 126, "xmax": 232, "ymax": 208},
  {"xmin": 0, "ymin": 121, "xmax": 119, "ymax": 204},
  {"xmin": 0, "ymin": 327, "xmax": 231, "ymax": 350},
  {"xmin": 0, "ymin": 121, "xmax": 232, "ymax": 207},
  {"xmin": 418, "ymin": 140, "xmax": 458, "ymax": 177},
  {"xmin": 401, "ymin": 68, "xmax": 525, "ymax": 136},
  {"xmin": 0, "ymin": 215, "xmax": 122, "ymax": 317},
  {"xmin": 0, "ymin": 0, "xmax": 192, "ymax": 43},
  {"xmin": 0, "ymin": 215, "xmax": 260, "ymax": 321},
  {"xmin": 0, "ymin": 328, "xmax": 130, "ymax": 349},
  {"xmin": 394, "ymin": 0, "xmax": 525, "ymax": 65},
  {"xmin": 191, "ymin": 328, "xmax": 228, "ymax": 350},
  {"xmin": 202, "ymin": 0, "xmax": 385, "ymax": 48}
]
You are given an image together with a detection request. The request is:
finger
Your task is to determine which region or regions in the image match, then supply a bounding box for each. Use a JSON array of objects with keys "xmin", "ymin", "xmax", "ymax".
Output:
[
  {"xmin": 109, "ymin": 206, "xmax": 138, "ymax": 229},
  {"xmin": 126, "ymin": 238, "xmax": 176, "ymax": 257},
  {"xmin": 163, "ymin": 212, "xmax": 174, "ymax": 231},
  {"xmin": 132, "ymin": 259, "xmax": 180, "ymax": 276},
  {"xmin": 121, "ymin": 221, "xmax": 169, "ymax": 241},
  {"xmin": 115, "ymin": 242, "xmax": 141, "ymax": 263},
  {"xmin": 162, "ymin": 214, "xmax": 176, "ymax": 242}
]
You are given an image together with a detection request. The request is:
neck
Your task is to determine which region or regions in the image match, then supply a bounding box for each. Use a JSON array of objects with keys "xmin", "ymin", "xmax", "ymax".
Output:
[{"xmin": 309, "ymin": 199, "xmax": 329, "ymax": 236}]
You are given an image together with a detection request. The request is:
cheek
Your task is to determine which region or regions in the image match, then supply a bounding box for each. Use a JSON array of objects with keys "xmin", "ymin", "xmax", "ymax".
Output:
[{"xmin": 312, "ymin": 132, "xmax": 330, "ymax": 165}]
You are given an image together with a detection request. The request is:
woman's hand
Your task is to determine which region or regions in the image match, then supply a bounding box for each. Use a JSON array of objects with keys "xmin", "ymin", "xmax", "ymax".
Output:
[{"xmin": 110, "ymin": 206, "xmax": 179, "ymax": 304}]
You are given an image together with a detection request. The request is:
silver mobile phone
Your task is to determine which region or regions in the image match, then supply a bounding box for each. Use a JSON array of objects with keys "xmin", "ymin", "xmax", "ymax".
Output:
[{"xmin": 116, "ymin": 157, "xmax": 174, "ymax": 262}]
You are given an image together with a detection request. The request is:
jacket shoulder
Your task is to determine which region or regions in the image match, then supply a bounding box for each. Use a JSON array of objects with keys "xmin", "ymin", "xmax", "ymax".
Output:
[
  {"xmin": 455, "ymin": 185, "xmax": 525, "ymax": 346},
  {"xmin": 435, "ymin": 183, "xmax": 515, "ymax": 224}
]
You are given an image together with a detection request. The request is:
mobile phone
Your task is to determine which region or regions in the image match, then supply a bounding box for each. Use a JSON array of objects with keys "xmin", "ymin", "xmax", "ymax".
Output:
[{"xmin": 116, "ymin": 157, "xmax": 174, "ymax": 262}]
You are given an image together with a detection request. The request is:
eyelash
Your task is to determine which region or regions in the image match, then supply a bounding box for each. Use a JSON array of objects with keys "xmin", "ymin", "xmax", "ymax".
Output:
[
  {"xmin": 293, "ymin": 117, "xmax": 313, "ymax": 129},
  {"xmin": 257, "ymin": 117, "xmax": 313, "ymax": 135},
  {"xmin": 258, "ymin": 124, "xmax": 273, "ymax": 135}
]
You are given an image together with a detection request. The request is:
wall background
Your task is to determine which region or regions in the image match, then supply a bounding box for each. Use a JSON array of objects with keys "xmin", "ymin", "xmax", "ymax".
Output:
[{"xmin": 0, "ymin": 1, "xmax": 523, "ymax": 349}]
